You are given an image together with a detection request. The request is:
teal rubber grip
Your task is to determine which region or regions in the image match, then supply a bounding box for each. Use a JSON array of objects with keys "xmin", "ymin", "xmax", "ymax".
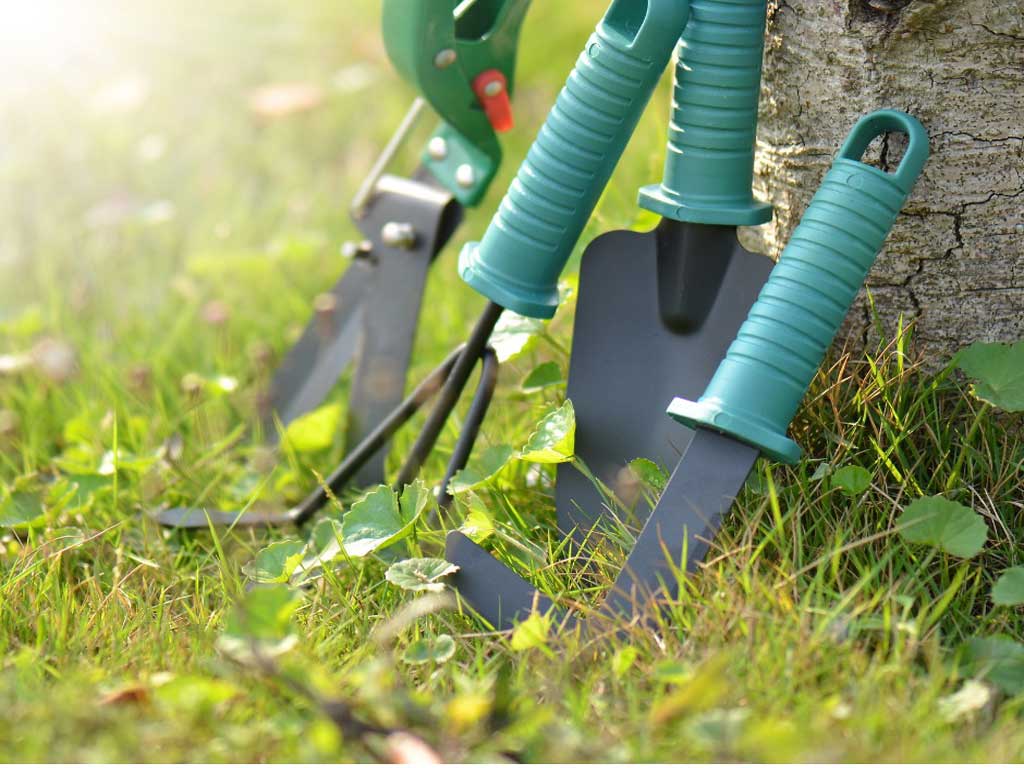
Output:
[
  {"xmin": 459, "ymin": 0, "xmax": 691, "ymax": 319},
  {"xmin": 638, "ymin": 0, "xmax": 772, "ymax": 226},
  {"xmin": 669, "ymin": 110, "xmax": 929, "ymax": 462}
]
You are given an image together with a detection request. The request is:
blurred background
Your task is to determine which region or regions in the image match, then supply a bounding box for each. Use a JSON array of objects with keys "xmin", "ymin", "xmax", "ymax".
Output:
[{"xmin": 0, "ymin": 0, "xmax": 676, "ymax": 486}]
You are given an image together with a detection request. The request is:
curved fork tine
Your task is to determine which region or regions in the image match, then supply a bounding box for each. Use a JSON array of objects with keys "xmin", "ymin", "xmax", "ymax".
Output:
[{"xmin": 152, "ymin": 344, "xmax": 466, "ymax": 530}]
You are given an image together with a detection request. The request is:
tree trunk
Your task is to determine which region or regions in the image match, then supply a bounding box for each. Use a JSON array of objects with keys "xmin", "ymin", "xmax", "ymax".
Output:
[{"xmin": 749, "ymin": 0, "xmax": 1024, "ymax": 364}]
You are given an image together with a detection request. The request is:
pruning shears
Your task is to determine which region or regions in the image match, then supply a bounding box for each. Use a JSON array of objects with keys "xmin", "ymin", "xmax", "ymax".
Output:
[{"xmin": 155, "ymin": 0, "xmax": 532, "ymax": 528}]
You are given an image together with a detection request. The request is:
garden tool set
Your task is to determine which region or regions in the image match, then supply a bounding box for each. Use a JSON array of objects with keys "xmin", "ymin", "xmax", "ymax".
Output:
[
  {"xmin": 155, "ymin": 0, "xmax": 532, "ymax": 528},
  {"xmin": 157, "ymin": 0, "xmax": 931, "ymax": 636},
  {"xmin": 447, "ymin": 108, "xmax": 930, "ymax": 631}
]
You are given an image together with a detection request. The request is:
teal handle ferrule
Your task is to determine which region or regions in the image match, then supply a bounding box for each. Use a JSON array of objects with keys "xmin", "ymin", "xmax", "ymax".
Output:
[
  {"xmin": 639, "ymin": 0, "xmax": 772, "ymax": 226},
  {"xmin": 669, "ymin": 110, "xmax": 929, "ymax": 462},
  {"xmin": 459, "ymin": 0, "xmax": 691, "ymax": 319}
]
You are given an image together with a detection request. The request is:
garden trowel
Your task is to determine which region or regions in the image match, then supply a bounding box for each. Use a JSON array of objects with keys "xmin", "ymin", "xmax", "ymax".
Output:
[
  {"xmin": 556, "ymin": 0, "xmax": 776, "ymax": 540},
  {"xmin": 447, "ymin": 109, "xmax": 931, "ymax": 632}
]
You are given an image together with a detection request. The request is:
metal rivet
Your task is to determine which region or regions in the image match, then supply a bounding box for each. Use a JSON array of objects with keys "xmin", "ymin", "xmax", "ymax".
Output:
[
  {"xmin": 455, "ymin": 164, "xmax": 476, "ymax": 189},
  {"xmin": 313, "ymin": 292, "xmax": 337, "ymax": 316},
  {"xmin": 433, "ymin": 48, "xmax": 457, "ymax": 69},
  {"xmin": 381, "ymin": 221, "xmax": 417, "ymax": 249},
  {"xmin": 483, "ymin": 79, "xmax": 504, "ymax": 97},
  {"xmin": 427, "ymin": 136, "xmax": 448, "ymax": 160},
  {"xmin": 341, "ymin": 239, "xmax": 373, "ymax": 259}
]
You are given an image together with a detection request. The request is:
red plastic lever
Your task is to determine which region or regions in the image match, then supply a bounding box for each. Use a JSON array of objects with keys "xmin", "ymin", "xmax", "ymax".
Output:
[{"xmin": 472, "ymin": 69, "xmax": 514, "ymax": 133}]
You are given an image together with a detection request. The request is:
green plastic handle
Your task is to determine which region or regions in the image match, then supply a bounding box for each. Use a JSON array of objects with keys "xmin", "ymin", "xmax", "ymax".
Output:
[
  {"xmin": 639, "ymin": 0, "xmax": 772, "ymax": 226},
  {"xmin": 382, "ymin": 0, "xmax": 532, "ymax": 205},
  {"xmin": 459, "ymin": 0, "xmax": 691, "ymax": 318},
  {"xmin": 669, "ymin": 110, "xmax": 930, "ymax": 462}
]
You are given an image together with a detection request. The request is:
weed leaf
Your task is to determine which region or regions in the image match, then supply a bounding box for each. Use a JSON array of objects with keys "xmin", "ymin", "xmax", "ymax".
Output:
[
  {"xmin": 955, "ymin": 341, "xmax": 1024, "ymax": 412},
  {"xmin": 242, "ymin": 539, "xmax": 306, "ymax": 583},
  {"xmin": 830, "ymin": 465, "xmax": 872, "ymax": 496},
  {"xmin": 521, "ymin": 361, "xmax": 564, "ymax": 392},
  {"xmin": 448, "ymin": 445, "xmax": 515, "ymax": 494},
  {"xmin": 897, "ymin": 496, "xmax": 987, "ymax": 558},
  {"xmin": 402, "ymin": 634, "xmax": 456, "ymax": 665},
  {"xmin": 219, "ymin": 585, "xmax": 302, "ymax": 660},
  {"xmin": 0, "ymin": 492, "xmax": 45, "ymax": 529},
  {"xmin": 961, "ymin": 636, "xmax": 1024, "ymax": 695},
  {"xmin": 520, "ymin": 401, "xmax": 575, "ymax": 464},
  {"xmin": 154, "ymin": 675, "xmax": 239, "ymax": 714},
  {"xmin": 510, "ymin": 612, "xmax": 550, "ymax": 651},
  {"xmin": 629, "ymin": 458, "xmax": 668, "ymax": 491},
  {"xmin": 385, "ymin": 557, "xmax": 458, "ymax": 593},
  {"xmin": 342, "ymin": 483, "xmax": 426, "ymax": 558},
  {"xmin": 282, "ymin": 402, "xmax": 343, "ymax": 452},
  {"xmin": 489, "ymin": 311, "xmax": 544, "ymax": 362},
  {"xmin": 992, "ymin": 567, "xmax": 1024, "ymax": 607},
  {"xmin": 290, "ymin": 518, "xmax": 345, "ymax": 585}
]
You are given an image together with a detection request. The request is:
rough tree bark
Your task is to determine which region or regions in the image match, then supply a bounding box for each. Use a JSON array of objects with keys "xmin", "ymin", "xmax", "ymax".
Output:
[{"xmin": 748, "ymin": 0, "xmax": 1024, "ymax": 364}]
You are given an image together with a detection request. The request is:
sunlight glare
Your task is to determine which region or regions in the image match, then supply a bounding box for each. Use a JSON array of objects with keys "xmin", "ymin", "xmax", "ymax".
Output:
[{"xmin": 0, "ymin": 0, "xmax": 96, "ymax": 76}]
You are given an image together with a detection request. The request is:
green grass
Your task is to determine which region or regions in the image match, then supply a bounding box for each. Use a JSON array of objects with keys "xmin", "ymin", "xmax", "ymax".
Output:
[{"xmin": 1, "ymin": 0, "xmax": 1022, "ymax": 761}]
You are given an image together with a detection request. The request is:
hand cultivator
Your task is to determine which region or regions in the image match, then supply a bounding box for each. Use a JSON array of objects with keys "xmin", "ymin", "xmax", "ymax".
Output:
[{"xmin": 154, "ymin": 0, "xmax": 531, "ymax": 529}]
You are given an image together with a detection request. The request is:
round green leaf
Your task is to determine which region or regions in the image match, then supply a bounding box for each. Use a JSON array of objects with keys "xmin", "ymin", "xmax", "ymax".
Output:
[
  {"xmin": 385, "ymin": 557, "xmax": 459, "ymax": 593},
  {"xmin": 448, "ymin": 444, "xmax": 515, "ymax": 494},
  {"xmin": 992, "ymin": 566, "xmax": 1024, "ymax": 607},
  {"xmin": 290, "ymin": 518, "xmax": 345, "ymax": 585},
  {"xmin": 222, "ymin": 585, "xmax": 303, "ymax": 644},
  {"xmin": 282, "ymin": 402, "xmax": 343, "ymax": 452},
  {"xmin": 342, "ymin": 483, "xmax": 426, "ymax": 558},
  {"xmin": 402, "ymin": 634, "xmax": 456, "ymax": 665},
  {"xmin": 155, "ymin": 675, "xmax": 239, "ymax": 714},
  {"xmin": 510, "ymin": 612, "xmax": 550, "ymax": 651},
  {"xmin": 896, "ymin": 496, "xmax": 988, "ymax": 558},
  {"xmin": 628, "ymin": 458, "xmax": 668, "ymax": 491},
  {"xmin": 961, "ymin": 635, "xmax": 1024, "ymax": 696},
  {"xmin": 488, "ymin": 311, "xmax": 545, "ymax": 363},
  {"xmin": 956, "ymin": 340, "xmax": 1024, "ymax": 412},
  {"xmin": 521, "ymin": 361, "xmax": 564, "ymax": 392},
  {"xmin": 242, "ymin": 539, "xmax": 306, "ymax": 583},
  {"xmin": 0, "ymin": 492, "xmax": 45, "ymax": 529},
  {"xmin": 830, "ymin": 465, "xmax": 872, "ymax": 496},
  {"xmin": 519, "ymin": 400, "xmax": 575, "ymax": 464}
]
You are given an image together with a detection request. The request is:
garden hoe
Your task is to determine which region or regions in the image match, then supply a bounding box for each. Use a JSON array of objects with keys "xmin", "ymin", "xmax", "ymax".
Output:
[
  {"xmin": 446, "ymin": 110, "xmax": 930, "ymax": 633},
  {"xmin": 155, "ymin": 0, "xmax": 532, "ymax": 528},
  {"xmin": 557, "ymin": 0, "xmax": 777, "ymax": 541}
]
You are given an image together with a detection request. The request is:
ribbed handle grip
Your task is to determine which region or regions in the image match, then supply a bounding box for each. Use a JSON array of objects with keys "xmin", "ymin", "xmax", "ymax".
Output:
[
  {"xmin": 458, "ymin": 0, "xmax": 691, "ymax": 319},
  {"xmin": 669, "ymin": 110, "xmax": 930, "ymax": 462},
  {"xmin": 639, "ymin": 0, "xmax": 771, "ymax": 226}
]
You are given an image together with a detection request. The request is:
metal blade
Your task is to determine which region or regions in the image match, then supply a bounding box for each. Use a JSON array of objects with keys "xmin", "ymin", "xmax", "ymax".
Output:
[
  {"xmin": 345, "ymin": 173, "xmax": 461, "ymax": 486},
  {"xmin": 264, "ymin": 262, "xmax": 372, "ymax": 433},
  {"xmin": 557, "ymin": 219, "xmax": 773, "ymax": 537},
  {"xmin": 600, "ymin": 429, "xmax": 759, "ymax": 619},
  {"xmin": 447, "ymin": 429, "xmax": 759, "ymax": 631},
  {"xmin": 446, "ymin": 531, "xmax": 556, "ymax": 631}
]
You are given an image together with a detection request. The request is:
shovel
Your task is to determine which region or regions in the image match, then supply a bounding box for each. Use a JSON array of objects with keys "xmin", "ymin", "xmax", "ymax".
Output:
[
  {"xmin": 155, "ymin": 0, "xmax": 531, "ymax": 528},
  {"xmin": 557, "ymin": 0, "xmax": 775, "ymax": 539},
  {"xmin": 446, "ymin": 109, "xmax": 930, "ymax": 632}
]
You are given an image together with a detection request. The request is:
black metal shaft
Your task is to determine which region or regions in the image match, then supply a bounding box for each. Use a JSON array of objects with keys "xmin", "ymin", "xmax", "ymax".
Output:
[
  {"xmin": 288, "ymin": 345, "xmax": 465, "ymax": 524},
  {"xmin": 437, "ymin": 347, "xmax": 499, "ymax": 511},
  {"xmin": 394, "ymin": 301, "xmax": 504, "ymax": 488}
]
